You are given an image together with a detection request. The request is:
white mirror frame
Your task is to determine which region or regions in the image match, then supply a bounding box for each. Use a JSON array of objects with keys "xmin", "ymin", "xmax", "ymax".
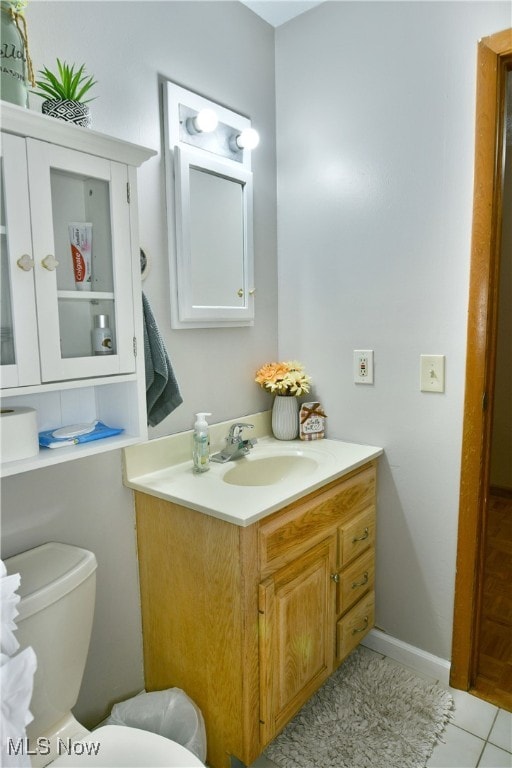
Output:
[
  {"xmin": 174, "ymin": 146, "xmax": 254, "ymax": 325},
  {"xmin": 163, "ymin": 81, "xmax": 256, "ymax": 328}
]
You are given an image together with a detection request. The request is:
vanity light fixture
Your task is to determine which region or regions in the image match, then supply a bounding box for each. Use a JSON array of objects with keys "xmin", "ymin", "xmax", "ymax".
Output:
[
  {"xmin": 167, "ymin": 79, "xmax": 258, "ymax": 168},
  {"xmin": 186, "ymin": 108, "xmax": 219, "ymax": 135},
  {"xmin": 230, "ymin": 127, "xmax": 260, "ymax": 151}
]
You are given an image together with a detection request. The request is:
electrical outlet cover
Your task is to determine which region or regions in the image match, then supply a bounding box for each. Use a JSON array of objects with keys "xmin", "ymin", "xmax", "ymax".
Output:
[{"xmin": 354, "ymin": 350, "xmax": 374, "ymax": 384}]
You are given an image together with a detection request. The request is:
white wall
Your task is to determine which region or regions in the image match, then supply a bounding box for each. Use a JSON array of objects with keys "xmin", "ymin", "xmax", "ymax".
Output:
[
  {"xmin": 1, "ymin": 1, "xmax": 277, "ymax": 727},
  {"xmin": 275, "ymin": 1, "xmax": 510, "ymax": 660}
]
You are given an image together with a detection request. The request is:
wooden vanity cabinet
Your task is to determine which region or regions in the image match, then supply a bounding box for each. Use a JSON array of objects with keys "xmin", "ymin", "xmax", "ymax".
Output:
[{"xmin": 134, "ymin": 459, "xmax": 377, "ymax": 768}]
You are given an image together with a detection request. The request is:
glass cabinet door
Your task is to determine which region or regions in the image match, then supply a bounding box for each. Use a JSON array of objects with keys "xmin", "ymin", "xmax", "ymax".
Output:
[
  {"xmin": 0, "ymin": 133, "xmax": 40, "ymax": 388},
  {"xmin": 26, "ymin": 139, "xmax": 136, "ymax": 382}
]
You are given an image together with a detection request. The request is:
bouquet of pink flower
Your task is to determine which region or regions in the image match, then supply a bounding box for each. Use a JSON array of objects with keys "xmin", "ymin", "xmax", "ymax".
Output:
[{"xmin": 255, "ymin": 360, "xmax": 311, "ymax": 397}]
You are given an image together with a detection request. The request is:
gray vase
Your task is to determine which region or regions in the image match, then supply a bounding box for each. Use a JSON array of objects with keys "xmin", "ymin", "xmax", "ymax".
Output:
[
  {"xmin": 42, "ymin": 99, "xmax": 91, "ymax": 127},
  {"xmin": 0, "ymin": 1, "xmax": 29, "ymax": 107}
]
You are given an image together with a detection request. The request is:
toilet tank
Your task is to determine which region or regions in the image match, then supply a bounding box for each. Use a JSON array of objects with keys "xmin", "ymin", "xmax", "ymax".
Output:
[{"xmin": 5, "ymin": 542, "xmax": 98, "ymax": 740}]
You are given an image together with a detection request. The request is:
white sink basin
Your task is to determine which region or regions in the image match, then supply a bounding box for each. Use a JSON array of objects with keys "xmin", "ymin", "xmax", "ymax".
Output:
[
  {"xmin": 223, "ymin": 454, "xmax": 319, "ymax": 486},
  {"xmin": 124, "ymin": 428, "xmax": 383, "ymax": 527}
]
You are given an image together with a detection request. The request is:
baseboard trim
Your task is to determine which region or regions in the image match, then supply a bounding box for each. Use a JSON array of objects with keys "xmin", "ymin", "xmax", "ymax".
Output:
[{"xmin": 361, "ymin": 628, "xmax": 451, "ymax": 685}]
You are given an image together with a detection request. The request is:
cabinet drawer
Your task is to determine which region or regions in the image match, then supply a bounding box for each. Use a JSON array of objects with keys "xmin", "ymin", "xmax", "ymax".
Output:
[
  {"xmin": 338, "ymin": 506, "xmax": 375, "ymax": 568},
  {"xmin": 260, "ymin": 464, "xmax": 376, "ymax": 575},
  {"xmin": 336, "ymin": 591, "xmax": 375, "ymax": 662},
  {"xmin": 336, "ymin": 549, "xmax": 374, "ymax": 616}
]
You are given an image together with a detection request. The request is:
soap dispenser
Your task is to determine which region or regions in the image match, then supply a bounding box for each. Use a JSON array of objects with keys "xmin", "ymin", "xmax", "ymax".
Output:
[{"xmin": 193, "ymin": 413, "xmax": 212, "ymax": 473}]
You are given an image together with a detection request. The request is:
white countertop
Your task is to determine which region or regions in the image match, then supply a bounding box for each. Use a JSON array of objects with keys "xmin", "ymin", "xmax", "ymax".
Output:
[{"xmin": 124, "ymin": 419, "xmax": 382, "ymax": 526}]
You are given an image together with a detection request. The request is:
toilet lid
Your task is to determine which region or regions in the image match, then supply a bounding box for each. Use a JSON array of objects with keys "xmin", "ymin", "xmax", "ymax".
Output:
[{"xmin": 50, "ymin": 725, "xmax": 205, "ymax": 767}]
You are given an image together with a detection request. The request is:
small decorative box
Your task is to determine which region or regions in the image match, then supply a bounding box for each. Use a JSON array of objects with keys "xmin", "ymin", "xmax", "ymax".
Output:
[{"xmin": 299, "ymin": 402, "xmax": 327, "ymax": 440}]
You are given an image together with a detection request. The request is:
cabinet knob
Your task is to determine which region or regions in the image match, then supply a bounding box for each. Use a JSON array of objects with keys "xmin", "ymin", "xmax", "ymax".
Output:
[
  {"xmin": 249, "ymin": 288, "xmax": 256, "ymax": 295},
  {"xmin": 17, "ymin": 254, "xmax": 35, "ymax": 271},
  {"xmin": 237, "ymin": 288, "xmax": 244, "ymax": 298},
  {"xmin": 330, "ymin": 573, "xmax": 340, "ymax": 583},
  {"xmin": 41, "ymin": 254, "xmax": 59, "ymax": 271}
]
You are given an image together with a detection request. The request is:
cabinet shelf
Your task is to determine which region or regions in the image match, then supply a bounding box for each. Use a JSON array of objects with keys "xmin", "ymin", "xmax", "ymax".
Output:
[
  {"xmin": 1, "ymin": 375, "xmax": 144, "ymax": 477},
  {"xmin": 1, "ymin": 433, "xmax": 141, "ymax": 478},
  {"xmin": 1, "ymin": 372, "xmax": 137, "ymax": 399},
  {"xmin": 57, "ymin": 290, "xmax": 115, "ymax": 301}
]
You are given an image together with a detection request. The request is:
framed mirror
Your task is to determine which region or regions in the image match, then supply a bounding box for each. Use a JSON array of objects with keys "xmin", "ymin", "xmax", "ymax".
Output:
[
  {"xmin": 174, "ymin": 147, "xmax": 254, "ymax": 325},
  {"xmin": 163, "ymin": 81, "xmax": 256, "ymax": 328}
]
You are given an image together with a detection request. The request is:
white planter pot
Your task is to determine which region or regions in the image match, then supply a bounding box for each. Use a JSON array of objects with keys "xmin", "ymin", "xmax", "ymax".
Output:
[
  {"xmin": 42, "ymin": 99, "xmax": 91, "ymax": 127},
  {"xmin": 272, "ymin": 396, "xmax": 299, "ymax": 440}
]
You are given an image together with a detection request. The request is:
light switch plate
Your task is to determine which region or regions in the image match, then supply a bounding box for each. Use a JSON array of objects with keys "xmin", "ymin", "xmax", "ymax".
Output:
[{"xmin": 420, "ymin": 355, "xmax": 445, "ymax": 392}]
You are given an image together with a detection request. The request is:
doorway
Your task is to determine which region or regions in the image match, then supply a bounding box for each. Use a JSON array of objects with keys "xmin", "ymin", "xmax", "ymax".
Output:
[{"xmin": 451, "ymin": 29, "xmax": 512, "ymax": 712}]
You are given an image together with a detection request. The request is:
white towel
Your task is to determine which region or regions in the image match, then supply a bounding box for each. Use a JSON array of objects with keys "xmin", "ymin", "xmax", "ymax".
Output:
[
  {"xmin": 1, "ymin": 648, "xmax": 37, "ymax": 767},
  {"xmin": 0, "ymin": 561, "xmax": 20, "ymax": 657},
  {"xmin": 1, "ymin": 560, "xmax": 37, "ymax": 768}
]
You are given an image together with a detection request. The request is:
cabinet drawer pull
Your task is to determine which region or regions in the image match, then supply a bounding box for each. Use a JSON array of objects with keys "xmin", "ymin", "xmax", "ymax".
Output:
[
  {"xmin": 17, "ymin": 254, "xmax": 35, "ymax": 271},
  {"xmin": 352, "ymin": 572, "xmax": 369, "ymax": 589},
  {"xmin": 41, "ymin": 254, "xmax": 59, "ymax": 271},
  {"xmin": 352, "ymin": 527, "xmax": 369, "ymax": 543},
  {"xmin": 330, "ymin": 573, "xmax": 340, "ymax": 583},
  {"xmin": 352, "ymin": 616, "xmax": 369, "ymax": 635}
]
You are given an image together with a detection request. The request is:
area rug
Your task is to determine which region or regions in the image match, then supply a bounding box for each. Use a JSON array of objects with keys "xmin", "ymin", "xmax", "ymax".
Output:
[{"xmin": 264, "ymin": 645, "xmax": 453, "ymax": 768}]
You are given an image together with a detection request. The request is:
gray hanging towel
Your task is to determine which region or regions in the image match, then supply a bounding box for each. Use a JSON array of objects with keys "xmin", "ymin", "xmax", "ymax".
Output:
[{"xmin": 142, "ymin": 292, "xmax": 183, "ymax": 426}]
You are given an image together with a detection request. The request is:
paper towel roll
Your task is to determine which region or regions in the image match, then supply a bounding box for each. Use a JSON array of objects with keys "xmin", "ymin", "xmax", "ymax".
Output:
[{"xmin": 1, "ymin": 407, "xmax": 39, "ymax": 462}]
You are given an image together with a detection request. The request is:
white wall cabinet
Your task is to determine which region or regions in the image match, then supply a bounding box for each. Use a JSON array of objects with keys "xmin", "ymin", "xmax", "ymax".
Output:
[
  {"xmin": 0, "ymin": 102, "xmax": 155, "ymax": 476},
  {"xmin": 164, "ymin": 81, "xmax": 256, "ymax": 328}
]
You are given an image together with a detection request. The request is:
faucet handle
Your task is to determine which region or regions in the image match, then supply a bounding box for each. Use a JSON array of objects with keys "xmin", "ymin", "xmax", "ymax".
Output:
[{"xmin": 229, "ymin": 422, "xmax": 254, "ymax": 441}]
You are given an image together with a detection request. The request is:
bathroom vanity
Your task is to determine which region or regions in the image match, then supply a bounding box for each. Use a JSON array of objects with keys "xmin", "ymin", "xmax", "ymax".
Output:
[{"xmin": 124, "ymin": 417, "xmax": 381, "ymax": 768}]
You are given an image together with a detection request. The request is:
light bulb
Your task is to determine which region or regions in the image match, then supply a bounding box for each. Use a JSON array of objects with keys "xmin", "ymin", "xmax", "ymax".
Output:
[
  {"xmin": 189, "ymin": 108, "xmax": 218, "ymax": 134},
  {"xmin": 234, "ymin": 128, "xmax": 260, "ymax": 150}
]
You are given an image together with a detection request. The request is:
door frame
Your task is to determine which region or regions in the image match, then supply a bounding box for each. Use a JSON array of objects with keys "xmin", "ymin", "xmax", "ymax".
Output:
[{"xmin": 450, "ymin": 29, "xmax": 512, "ymax": 692}]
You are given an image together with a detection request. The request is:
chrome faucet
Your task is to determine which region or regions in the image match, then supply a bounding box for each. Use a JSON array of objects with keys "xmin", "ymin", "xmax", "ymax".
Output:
[{"xmin": 211, "ymin": 423, "xmax": 256, "ymax": 463}]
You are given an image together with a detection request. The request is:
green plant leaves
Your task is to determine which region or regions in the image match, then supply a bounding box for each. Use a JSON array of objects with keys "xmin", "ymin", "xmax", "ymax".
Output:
[{"xmin": 32, "ymin": 59, "xmax": 97, "ymax": 103}]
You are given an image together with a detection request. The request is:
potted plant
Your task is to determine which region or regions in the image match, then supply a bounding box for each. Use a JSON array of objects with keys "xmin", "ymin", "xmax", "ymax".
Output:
[{"xmin": 32, "ymin": 58, "xmax": 97, "ymax": 127}]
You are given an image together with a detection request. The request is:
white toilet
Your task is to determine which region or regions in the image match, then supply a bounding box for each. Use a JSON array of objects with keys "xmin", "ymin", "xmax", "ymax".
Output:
[{"xmin": 5, "ymin": 542, "xmax": 205, "ymax": 768}]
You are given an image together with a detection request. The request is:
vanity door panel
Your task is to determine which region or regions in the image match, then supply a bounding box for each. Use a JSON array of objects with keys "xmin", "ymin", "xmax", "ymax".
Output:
[{"xmin": 258, "ymin": 537, "xmax": 336, "ymax": 747}]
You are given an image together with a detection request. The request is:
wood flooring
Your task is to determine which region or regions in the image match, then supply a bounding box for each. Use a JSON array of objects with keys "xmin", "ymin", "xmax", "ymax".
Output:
[{"xmin": 474, "ymin": 491, "xmax": 512, "ymax": 711}]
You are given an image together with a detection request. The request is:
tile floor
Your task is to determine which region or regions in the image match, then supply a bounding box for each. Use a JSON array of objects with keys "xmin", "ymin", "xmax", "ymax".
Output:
[{"xmin": 249, "ymin": 651, "xmax": 512, "ymax": 768}]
